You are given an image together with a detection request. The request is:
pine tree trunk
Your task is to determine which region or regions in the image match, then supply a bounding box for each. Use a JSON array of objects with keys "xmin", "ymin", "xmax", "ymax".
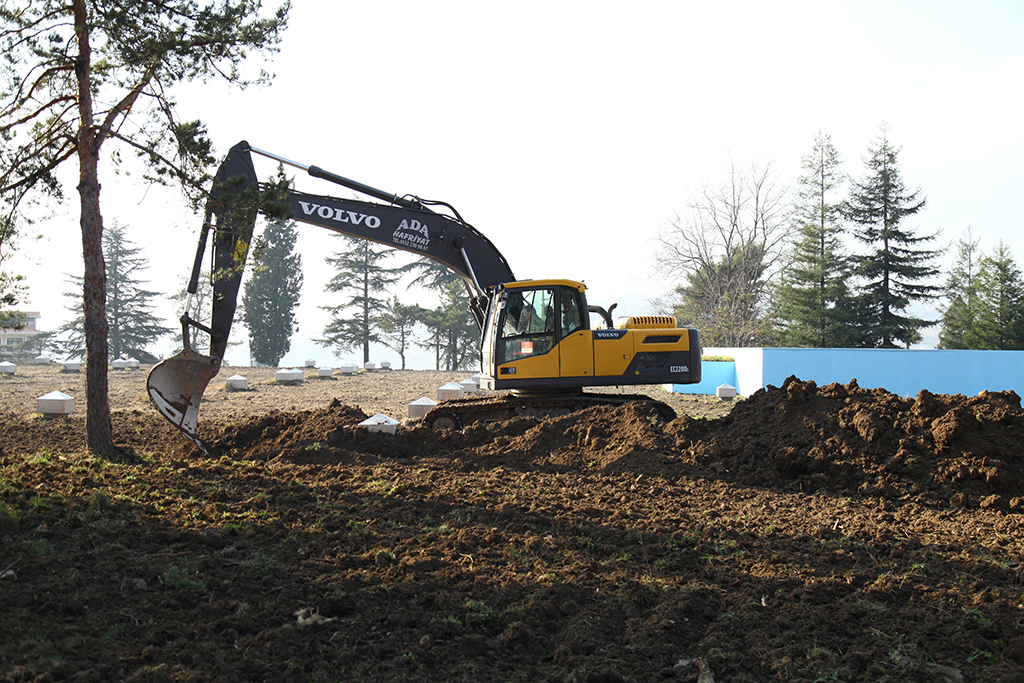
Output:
[
  {"xmin": 79, "ymin": 148, "xmax": 114, "ymax": 453},
  {"xmin": 74, "ymin": 0, "xmax": 115, "ymax": 454}
]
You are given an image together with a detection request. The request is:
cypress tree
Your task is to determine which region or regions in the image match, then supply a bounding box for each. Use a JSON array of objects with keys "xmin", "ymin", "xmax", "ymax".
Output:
[{"xmin": 241, "ymin": 218, "xmax": 303, "ymax": 366}]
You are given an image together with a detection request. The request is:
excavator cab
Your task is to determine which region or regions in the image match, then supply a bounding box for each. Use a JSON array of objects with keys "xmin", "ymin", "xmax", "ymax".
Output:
[{"xmin": 480, "ymin": 279, "xmax": 700, "ymax": 391}]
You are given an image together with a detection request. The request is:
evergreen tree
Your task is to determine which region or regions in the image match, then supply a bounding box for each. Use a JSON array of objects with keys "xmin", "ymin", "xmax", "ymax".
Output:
[
  {"xmin": 379, "ymin": 296, "xmax": 425, "ymax": 370},
  {"xmin": 974, "ymin": 242, "xmax": 1024, "ymax": 349},
  {"xmin": 50, "ymin": 222, "xmax": 171, "ymax": 362},
  {"xmin": 241, "ymin": 218, "xmax": 303, "ymax": 366},
  {"xmin": 318, "ymin": 236, "xmax": 403, "ymax": 363},
  {"xmin": 0, "ymin": 1, "xmax": 288, "ymax": 453},
  {"xmin": 419, "ymin": 281, "xmax": 479, "ymax": 371},
  {"xmin": 843, "ymin": 125, "xmax": 942, "ymax": 348},
  {"xmin": 771, "ymin": 130, "xmax": 857, "ymax": 347},
  {"xmin": 937, "ymin": 226, "xmax": 983, "ymax": 349}
]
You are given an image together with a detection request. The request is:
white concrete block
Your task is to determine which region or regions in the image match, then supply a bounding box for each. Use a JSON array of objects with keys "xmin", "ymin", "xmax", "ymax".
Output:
[
  {"xmin": 34, "ymin": 355, "xmax": 50, "ymax": 365},
  {"xmin": 37, "ymin": 391, "xmax": 74, "ymax": 414},
  {"xmin": 125, "ymin": 358, "xmax": 140, "ymax": 369},
  {"xmin": 363, "ymin": 362, "xmax": 376, "ymax": 372},
  {"xmin": 407, "ymin": 396, "xmax": 437, "ymax": 419},
  {"xmin": 379, "ymin": 360, "xmax": 391, "ymax": 370},
  {"xmin": 275, "ymin": 368, "xmax": 303, "ymax": 382},
  {"xmin": 226, "ymin": 374, "xmax": 248, "ymax": 390},
  {"xmin": 459, "ymin": 377, "xmax": 479, "ymax": 393},
  {"xmin": 358, "ymin": 413, "xmax": 400, "ymax": 435},
  {"xmin": 0, "ymin": 361, "xmax": 15, "ymax": 374},
  {"xmin": 437, "ymin": 382, "xmax": 464, "ymax": 401},
  {"xmin": 716, "ymin": 383, "xmax": 738, "ymax": 400},
  {"xmin": 112, "ymin": 359, "xmax": 127, "ymax": 369},
  {"xmin": 317, "ymin": 366, "xmax": 334, "ymax": 377},
  {"xmin": 305, "ymin": 359, "xmax": 317, "ymax": 367},
  {"xmin": 339, "ymin": 364, "xmax": 358, "ymax": 375},
  {"xmin": 62, "ymin": 361, "xmax": 81, "ymax": 372}
]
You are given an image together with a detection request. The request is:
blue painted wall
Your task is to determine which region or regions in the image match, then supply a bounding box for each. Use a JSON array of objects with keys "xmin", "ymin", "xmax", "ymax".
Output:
[{"xmin": 672, "ymin": 347, "xmax": 1024, "ymax": 398}]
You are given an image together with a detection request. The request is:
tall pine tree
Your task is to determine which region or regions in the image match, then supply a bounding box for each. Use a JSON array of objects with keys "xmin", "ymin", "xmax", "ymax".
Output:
[
  {"xmin": 318, "ymin": 236, "xmax": 403, "ymax": 363},
  {"xmin": 771, "ymin": 130, "xmax": 856, "ymax": 347},
  {"xmin": 843, "ymin": 125, "xmax": 942, "ymax": 348},
  {"xmin": 50, "ymin": 222, "xmax": 170, "ymax": 362},
  {"xmin": 975, "ymin": 242, "xmax": 1024, "ymax": 350},
  {"xmin": 937, "ymin": 226, "xmax": 983, "ymax": 349},
  {"xmin": 241, "ymin": 218, "xmax": 303, "ymax": 366}
]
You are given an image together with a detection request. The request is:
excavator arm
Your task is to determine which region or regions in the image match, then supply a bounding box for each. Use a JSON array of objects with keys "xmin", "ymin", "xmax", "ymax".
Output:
[{"xmin": 147, "ymin": 141, "xmax": 515, "ymax": 449}]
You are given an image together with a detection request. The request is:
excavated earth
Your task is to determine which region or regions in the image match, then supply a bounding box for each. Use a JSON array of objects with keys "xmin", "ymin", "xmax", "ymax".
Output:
[{"xmin": 1, "ymin": 364, "xmax": 1024, "ymax": 682}]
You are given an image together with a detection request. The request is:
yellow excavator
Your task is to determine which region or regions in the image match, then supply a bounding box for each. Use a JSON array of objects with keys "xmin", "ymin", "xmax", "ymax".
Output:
[{"xmin": 147, "ymin": 142, "xmax": 701, "ymax": 448}]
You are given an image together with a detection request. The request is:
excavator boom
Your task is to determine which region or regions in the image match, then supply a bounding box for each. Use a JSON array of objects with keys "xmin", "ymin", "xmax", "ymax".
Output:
[{"xmin": 148, "ymin": 141, "xmax": 514, "ymax": 447}]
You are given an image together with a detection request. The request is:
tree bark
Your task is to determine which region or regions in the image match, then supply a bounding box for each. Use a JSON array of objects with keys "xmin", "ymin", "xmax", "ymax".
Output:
[{"xmin": 73, "ymin": 0, "xmax": 114, "ymax": 454}]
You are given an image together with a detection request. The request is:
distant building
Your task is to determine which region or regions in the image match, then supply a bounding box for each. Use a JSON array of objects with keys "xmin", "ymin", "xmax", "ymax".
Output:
[{"xmin": 1, "ymin": 311, "xmax": 42, "ymax": 351}]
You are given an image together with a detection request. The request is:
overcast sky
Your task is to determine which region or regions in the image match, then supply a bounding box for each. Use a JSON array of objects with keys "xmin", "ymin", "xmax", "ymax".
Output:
[{"xmin": 11, "ymin": 0, "xmax": 1024, "ymax": 367}]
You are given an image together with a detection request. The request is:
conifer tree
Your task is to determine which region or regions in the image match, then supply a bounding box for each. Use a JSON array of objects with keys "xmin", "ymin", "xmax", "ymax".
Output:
[
  {"xmin": 241, "ymin": 218, "xmax": 303, "ymax": 366},
  {"xmin": 51, "ymin": 222, "xmax": 170, "ymax": 362},
  {"xmin": 771, "ymin": 130, "xmax": 856, "ymax": 347},
  {"xmin": 975, "ymin": 242, "xmax": 1024, "ymax": 350},
  {"xmin": 319, "ymin": 236, "xmax": 403, "ymax": 363},
  {"xmin": 379, "ymin": 296, "xmax": 424, "ymax": 370},
  {"xmin": 843, "ymin": 125, "xmax": 942, "ymax": 348},
  {"xmin": 419, "ymin": 281, "xmax": 480, "ymax": 371},
  {"xmin": 938, "ymin": 226, "xmax": 983, "ymax": 349}
]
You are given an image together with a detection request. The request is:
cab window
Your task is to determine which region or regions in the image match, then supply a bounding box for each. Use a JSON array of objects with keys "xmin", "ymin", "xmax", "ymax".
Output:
[
  {"xmin": 501, "ymin": 288, "xmax": 555, "ymax": 360},
  {"xmin": 559, "ymin": 286, "xmax": 582, "ymax": 336}
]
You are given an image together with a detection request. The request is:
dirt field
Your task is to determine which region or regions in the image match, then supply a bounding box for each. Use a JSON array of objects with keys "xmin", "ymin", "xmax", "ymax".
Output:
[{"xmin": 2, "ymin": 363, "xmax": 1023, "ymax": 682}]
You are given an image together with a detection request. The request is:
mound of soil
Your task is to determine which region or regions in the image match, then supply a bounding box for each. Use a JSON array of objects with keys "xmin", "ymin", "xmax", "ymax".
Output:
[{"xmin": 2, "ymin": 369, "xmax": 1023, "ymax": 682}]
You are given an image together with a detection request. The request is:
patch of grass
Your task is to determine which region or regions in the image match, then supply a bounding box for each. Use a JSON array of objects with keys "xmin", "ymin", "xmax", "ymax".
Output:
[
  {"xmin": 241, "ymin": 552, "xmax": 278, "ymax": 579},
  {"xmin": 222, "ymin": 522, "xmax": 253, "ymax": 537},
  {"xmin": 464, "ymin": 599, "xmax": 495, "ymax": 622},
  {"xmin": 367, "ymin": 479, "xmax": 399, "ymax": 496},
  {"xmin": 0, "ymin": 502, "xmax": 18, "ymax": 533},
  {"xmin": 26, "ymin": 448, "xmax": 55, "ymax": 464},
  {"xmin": 961, "ymin": 607, "xmax": 993, "ymax": 628},
  {"xmin": 967, "ymin": 648, "xmax": 997, "ymax": 666},
  {"xmin": 88, "ymin": 491, "xmax": 112, "ymax": 514},
  {"xmin": 161, "ymin": 565, "xmax": 204, "ymax": 591},
  {"xmin": 909, "ymin": 562, "xmax": 930, "ymax": 577},
  {"xmin": 28, "ymin": 535, "xmax": 53, "ymax": 556}
]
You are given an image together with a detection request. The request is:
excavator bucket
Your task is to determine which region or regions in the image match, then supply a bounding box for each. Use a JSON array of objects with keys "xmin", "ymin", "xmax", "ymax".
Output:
[{"xmin": 146, "ymin": 348, "xmax": 221, "ymax": 452}]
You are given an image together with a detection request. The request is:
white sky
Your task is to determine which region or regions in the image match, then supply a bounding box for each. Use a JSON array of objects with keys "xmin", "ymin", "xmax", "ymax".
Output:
[{"xmin": 10, "ymin": 0, "xmax": 1024, "ymax": 367}]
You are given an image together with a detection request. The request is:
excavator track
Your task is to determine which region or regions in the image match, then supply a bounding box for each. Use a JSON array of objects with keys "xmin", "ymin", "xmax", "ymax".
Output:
[{"xmin": 421, "ymin": 392, "xmax": 677, "ymax": 431}]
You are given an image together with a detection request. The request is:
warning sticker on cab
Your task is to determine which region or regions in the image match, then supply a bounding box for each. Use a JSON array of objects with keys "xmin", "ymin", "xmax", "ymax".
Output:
[{"xmin": 521, "ymin": 341, "xmax": 533, "ymax": 354}]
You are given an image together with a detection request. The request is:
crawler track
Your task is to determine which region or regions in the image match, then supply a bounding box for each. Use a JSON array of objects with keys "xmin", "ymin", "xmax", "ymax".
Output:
[{"xmin": 421, "ymin": 391, "xmax": 677, "ymax": 430}]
